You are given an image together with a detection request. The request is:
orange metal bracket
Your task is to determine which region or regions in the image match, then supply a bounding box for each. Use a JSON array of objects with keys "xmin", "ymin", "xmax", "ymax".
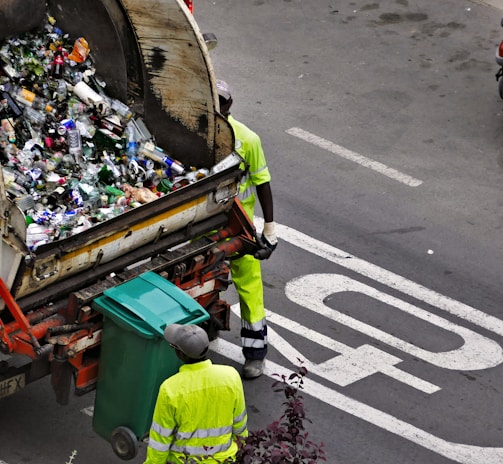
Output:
[{"xmin": 0, "ymin": 277, "xmax": 41, "ymax": 354}]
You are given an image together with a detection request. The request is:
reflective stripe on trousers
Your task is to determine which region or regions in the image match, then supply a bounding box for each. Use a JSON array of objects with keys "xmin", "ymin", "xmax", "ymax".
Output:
[{"xmin": 230, "ymin": 253, "xmax": 267, "ymax": 361}]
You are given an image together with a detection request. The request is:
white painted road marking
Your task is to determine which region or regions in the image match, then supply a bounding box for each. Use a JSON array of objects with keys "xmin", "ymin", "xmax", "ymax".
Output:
[
  {"xmin": 267, "ymin": 308, "xmax": 440, "ymax": 393},
  {"xmin": 285, "ymin": 127, "xmax": 424, "ymax": 187},
  {"xmin": 242, "ymin": 218, "xmax": 503, "ymax": 462},
  {"xmin": 80, "ymin": 406, "xmax": 94, "ymax": 417},
  {"xmin": 211, "ymin": 338, "xmax": 503, "ymax": 464},
  {"xmin": 253, "ymin": 217, "xmax": 503, "ymax": 339},
  {"xmin": 245, "ymin": 306, "xmax": 440, "ymax": 394},
  {"xmin": 286, "ymin": 274, "xmax": 503, "ymax": 371}
]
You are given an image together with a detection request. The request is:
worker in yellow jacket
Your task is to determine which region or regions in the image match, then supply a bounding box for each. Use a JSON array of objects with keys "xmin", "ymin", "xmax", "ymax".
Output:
[
  {"xmin": 216, "ymin": 79, "xmax": 277, "ymax": 379},
  {"xmin": 144, "ymin": 323, "xmax": 248, "ymax": 464}
]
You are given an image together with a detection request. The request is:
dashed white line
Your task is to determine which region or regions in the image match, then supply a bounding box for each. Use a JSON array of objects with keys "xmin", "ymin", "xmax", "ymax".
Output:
[{"xmin": 286, "ymin": 127, "xmax": 423, "ymax": 187}]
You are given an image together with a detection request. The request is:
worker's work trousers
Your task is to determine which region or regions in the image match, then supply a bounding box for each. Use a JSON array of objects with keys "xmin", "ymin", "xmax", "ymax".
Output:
[{"xmin": 230, "ymin": 253, "xmax": 267, "ymax": 361}]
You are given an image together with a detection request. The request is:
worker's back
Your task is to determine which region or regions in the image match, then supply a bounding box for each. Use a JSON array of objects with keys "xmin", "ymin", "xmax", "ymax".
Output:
[{"xmin": 145, "ymin": 359, "xmax": 248, "ymax": 464}]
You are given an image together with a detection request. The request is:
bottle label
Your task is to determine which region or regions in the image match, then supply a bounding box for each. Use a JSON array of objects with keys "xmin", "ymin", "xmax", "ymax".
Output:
[{"xmin": 17, "ymin": 88, "xmax": 36, "ymax": 106}]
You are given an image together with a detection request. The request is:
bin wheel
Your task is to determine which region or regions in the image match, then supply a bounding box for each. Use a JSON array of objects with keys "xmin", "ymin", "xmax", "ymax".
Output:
[{"xmin": 111, "ymin": 426, "xmax": 138, "ymax": 461}]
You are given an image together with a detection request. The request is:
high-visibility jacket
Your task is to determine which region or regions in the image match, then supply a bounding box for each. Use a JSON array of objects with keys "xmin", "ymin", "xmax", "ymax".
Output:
[
  {"xmin": 144, "ymin": 359, "xmax": 248, "ymax": 464},
  {"xmin": 228, "ymin": 115, "xmax": 271, "ymax": 220}
]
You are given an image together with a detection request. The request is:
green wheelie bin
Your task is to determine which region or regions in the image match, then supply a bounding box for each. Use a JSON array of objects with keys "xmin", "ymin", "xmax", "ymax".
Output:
[{"xmin": 91, "ymin": 271, "xmax": 209, "ymax": 460}]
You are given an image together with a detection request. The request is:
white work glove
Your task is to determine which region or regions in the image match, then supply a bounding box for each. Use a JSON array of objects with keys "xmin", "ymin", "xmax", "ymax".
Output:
[{"xmin": 263, "ymin": 221, "xmax": 278, "ymax": 247}]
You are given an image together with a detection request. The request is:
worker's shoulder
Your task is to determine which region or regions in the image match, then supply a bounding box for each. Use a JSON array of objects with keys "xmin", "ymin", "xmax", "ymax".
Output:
[{"xmin": 229, "ymin": 115, "xmax": 260, "ymax": 141}]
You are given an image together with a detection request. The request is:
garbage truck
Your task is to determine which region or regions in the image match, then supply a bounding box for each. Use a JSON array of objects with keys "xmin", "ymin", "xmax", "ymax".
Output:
[{"xmin": 0, "ymin": 0, "xmax": 264, "ymax": 458}]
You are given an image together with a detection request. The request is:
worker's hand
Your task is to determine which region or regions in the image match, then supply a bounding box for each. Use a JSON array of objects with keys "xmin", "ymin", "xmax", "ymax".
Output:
[{"xmin": 254, "ymin": 222, "xmax": 278, "ymax": 260}]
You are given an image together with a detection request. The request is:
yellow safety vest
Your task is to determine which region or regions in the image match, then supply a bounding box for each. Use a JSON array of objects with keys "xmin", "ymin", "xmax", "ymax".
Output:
[{"xmin": 144, "ymin": 359, "xmax": 248, "ymax": 464}]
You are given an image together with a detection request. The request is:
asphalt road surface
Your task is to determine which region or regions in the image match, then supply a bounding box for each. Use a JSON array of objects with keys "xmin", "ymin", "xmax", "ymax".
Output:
[
  {"xmin": 1, "ymin": 0, "xmax": 503, "ymax": 463},
  {"xmin": 195, "ymin": 1, "xmax": 503, "ymax": 462}
]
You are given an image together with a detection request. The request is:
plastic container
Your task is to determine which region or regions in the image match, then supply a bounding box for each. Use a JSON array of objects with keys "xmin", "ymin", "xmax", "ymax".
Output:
[{"xmin": 91, "ymin": 271, "xmax": 209, "ymax": 460}]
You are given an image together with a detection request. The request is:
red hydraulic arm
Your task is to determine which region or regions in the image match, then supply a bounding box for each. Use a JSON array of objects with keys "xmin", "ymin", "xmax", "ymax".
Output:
[{"xmin": 0, "ymin": 278, "xmax": 61, "ymax": 357}]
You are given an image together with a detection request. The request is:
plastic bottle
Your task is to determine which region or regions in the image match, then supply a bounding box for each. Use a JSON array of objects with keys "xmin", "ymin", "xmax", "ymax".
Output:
[
  {"xmin": 7, "ymin": 85, "xmax": 56, "ymax": 114},
  {"xmin": 103, "ymin": 154, "xmax": 122, "ymax": 180},
  {"xmin": 209, "ymin": 152, "xmax": 243, "ymax": 175},
  {"xmin": 67, "ymin": 128, "xmax": 83, "ymax": 165},
  {"xmin": 111, "ymin": 99, "xmax": 133, "ymax": 122},
  {"xmin": 138, "ymin": 141, "xmax": 185, "ymax": 175},
  {"xmin": 23, "ymin": 107, "xmax": 47, "ymax": 127},
  {"xmin": 54, "ymin": 79, "xmax": 68, "ymax": 102},
  {"xmin": 76, "ymin": 115, "xmax": 96, "ymax": 138},
  {"xmin": 61, "ymin": 210, "xmax": 78, "ymax": 233},
  {"xmin": 2, "ymin": 166, "xmax": 31, "ymax": 192},
  {"xmin": 67, "ymin": 97, "xmax": 86, "ymax": 120},
  {"xmin": 125, "ymin": 122, "xmax": 138, "ymax": 159}
]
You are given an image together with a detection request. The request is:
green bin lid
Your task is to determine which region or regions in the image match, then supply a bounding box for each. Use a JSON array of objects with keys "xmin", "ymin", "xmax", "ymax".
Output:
[{"xmin": 92, "ymin": 272, "xmax": 209, "ymax": 339}]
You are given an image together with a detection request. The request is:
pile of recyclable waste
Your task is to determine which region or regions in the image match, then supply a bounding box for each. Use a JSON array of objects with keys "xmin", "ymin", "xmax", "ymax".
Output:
[{"xmin": 0, "ymin": 16, "xmax": 211, "ymax": 250}]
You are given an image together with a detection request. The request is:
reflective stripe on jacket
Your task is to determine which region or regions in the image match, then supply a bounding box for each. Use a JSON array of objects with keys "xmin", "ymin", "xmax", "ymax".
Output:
[{"xmin": 144, "ymin": 359, "xmax": 248, "ymax": 464}]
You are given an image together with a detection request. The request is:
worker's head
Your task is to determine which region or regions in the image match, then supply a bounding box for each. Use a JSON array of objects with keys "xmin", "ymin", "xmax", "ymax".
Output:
[
  {"xmin": 216, "ymin": 79, "xmax": 233, "ymax": 117},
  {"xmin": 164, "ymin": 323, "xmax": 209, "ymax": 362}
]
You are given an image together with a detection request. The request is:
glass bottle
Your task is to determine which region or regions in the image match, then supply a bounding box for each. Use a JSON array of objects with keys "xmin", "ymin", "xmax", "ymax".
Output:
[
  {"xmin": 51, "ymin": 46, "xmax": 66, "ymax": 79},
  {"xmin": 46, "ymin": 184, "xmax": 69, "ymax": 210}
]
